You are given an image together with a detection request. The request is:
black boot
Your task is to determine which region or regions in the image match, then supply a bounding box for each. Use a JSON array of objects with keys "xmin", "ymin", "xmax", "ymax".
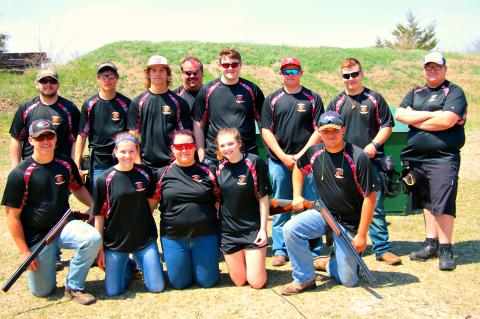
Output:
[
  {"xmin": 438, "ymin": 243, "xmax": 456, "ymax": 271},
  {"xmin": 409, "ymin": 237, "xmax": 438, "ymax": 261}
]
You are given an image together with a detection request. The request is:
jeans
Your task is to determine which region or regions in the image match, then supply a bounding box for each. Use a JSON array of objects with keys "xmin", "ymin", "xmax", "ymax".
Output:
[
  {"xmin": 369, "ymin": 160, "xmax": 392, "ymax": 258},
  {"xmin": 28, "ymin": 220, "xmax": 102, "ymax": 297},
  {"xmin": 104, "ymin": 241, "xmax": 166, "ymax": 296},
  {"xmin": 283, "ymin": 209, "xmax": 360, "ymax": 287},
  {"xmin": 269, "ymin": 158, "xmax": 323, "ymax": 257},
  {"xmin": 161, "ymin": 234, "xmax": 220, "ymax": 289}
]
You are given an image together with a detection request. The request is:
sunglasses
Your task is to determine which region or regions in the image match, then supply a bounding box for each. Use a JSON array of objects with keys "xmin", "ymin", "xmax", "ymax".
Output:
[
  {"xmin": 341, "ymin": 71, "xmax": 361, "ymax": 80},
  {"xmin": 319, "ymin": 116, "xmax": 343, "ymax": 126},
  {"xmin": 33, "ymin": 132, "xmax": 56, "ymax": 141},
  {"xmin": 172, "ymin": 143, "xmax": 195, "ymax": 151},
  {"xmin": 281, "ymin": 69, "xmax": 301, "ymax": 76},
  {"xmin": 220, "ymin": 62, "xmax": 240, "ymax": 69},
  {"xmin": 183, "ymin": 70, "xmax": 201, "ymax": 77},
  {"xmin": 97, "ymin": 73, "xmax": 117, "ymax": 80},
  {"xmin": 38, "ymin": 78, "xmax": 58, "ymax": 84},
  {"xmin": 424, "ymin": 65, "xmax": 443, "ymax": 72}
]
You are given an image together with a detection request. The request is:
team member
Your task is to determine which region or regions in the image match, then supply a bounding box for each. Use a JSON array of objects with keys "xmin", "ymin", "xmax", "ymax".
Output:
[
  {"xmin": 261, "ymin": 56, "xmax": 324, "ymax": 267},
  {"xmin": 193, "ymin": 48, "xmax": 265, "ymax": 163},
  {"xmin": 281, "ymin": 111, "xmax": 376, "ymax": 295},
  {"xmin": 325, "ymin": 58, "xmax": 401, "ymax": 266},
  {"xmin": 93, "ymin": 132, "xmax": 166, "ymax": 296},
  {"xmin": 127, "ymin": 55, "xmax": 191, "ymax": 170},
  {"xmin": 395, "ymin": 52, "xmax": 467, "ymax": 271},
  {"xmin": 173, "ymin": 57, "xmax": 204, "ymax": 111},
  {"xmin": 9, "ymin": 69, "xmax": 80, "ymax": 168},
  {"xmin": 215, "ymin": 128, "xmax": 271, "ymax": 289},
  {"xmin": 154, "ymin": 129, "xmax": 220, "ymax": 289},
  {"xmin": 75, "ymin": 62, "xmax": 131, "ymax": 190},
  {"xmin": 2, "ymin": 119, "xmax": 101, "ymax": 304}
]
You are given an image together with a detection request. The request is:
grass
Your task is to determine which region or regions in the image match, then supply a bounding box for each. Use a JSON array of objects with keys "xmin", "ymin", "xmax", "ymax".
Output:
[{"xmin": 0, "ymin": 41, "xmax": 479, "ymax": 318}]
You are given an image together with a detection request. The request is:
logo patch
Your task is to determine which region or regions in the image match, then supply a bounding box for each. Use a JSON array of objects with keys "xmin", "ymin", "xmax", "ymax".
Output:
[
  {"xmin": 237, "ymin": 175, "xmax": 247, "ymax": 185},
  {"xmin": 162, "ymin": 105, "xmax": 172, "ymax": 115},
  {"xmin": 135, "ymin": 181, "xmax": 145, "ymax": 191},
  {"xmin": 359, "ymin": 105, "xmax": 369, "ymax": 114},
  {"xmin": 192, "ymin": 175, "xmax": 202, "ymax": 183},
  {"xmin": 235, "ymin": 95, "xmax": 244, "ymax": 103},
  {"xmin": 334, "ymin": 168, "xmax": 344, "ymax": 179},
  {"xmin": 55, "ymin": 174, "xmax": 65, "ymax": 185},
  {"xmin": 51, "ymin": 115, "xmax": 61, "ymax": 125},
  {"xmin": 428, "ymin": 94, "xmax": 437, "ymax": 102},
  {"xmin": 111, "ymin": 112, "xmax": 120, "ymax": 121},
  {"xmin": 296, "ymin": 103, "xmax": 306, "ymax": 112}
]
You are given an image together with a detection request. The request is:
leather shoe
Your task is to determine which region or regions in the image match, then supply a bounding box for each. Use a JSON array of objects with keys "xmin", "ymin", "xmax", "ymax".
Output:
[
  {"xmin": 281, "ymin": 280, "xmax": 316, "ymax": 295},
  {"xmin": 378, "ymin": 252, "xmax": 402, "ymax": 266},
  {"xmin": 313, "ymin": 256, "xmax": 331, "ymax": 271},
  {"xmin": 272, "ymin": 255, "xmax": 289, "ymax": 267}
]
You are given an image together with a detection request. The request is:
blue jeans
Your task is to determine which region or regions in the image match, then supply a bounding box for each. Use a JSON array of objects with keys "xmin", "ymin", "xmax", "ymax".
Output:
[
  {"xmin": 269, "ymin": 158, "xmax": 322, "ymax": 257},
  {"xmin": 283, "ymin": 209, "xmax": 360, "ymax": 287},
  {"xmin": 370, "ymin": 160, "xmax": 392, "ymax": 258},
  {"xmin": 28, "ymin": 220, "xmax": 102, "ymax": 297},
  {"xmin": 161, "ymin": 234, "xmax": 220, "ymax": 289},
  {"xmin": 104, "ymin": 241, "xmax": 166, "ymax": 296}
]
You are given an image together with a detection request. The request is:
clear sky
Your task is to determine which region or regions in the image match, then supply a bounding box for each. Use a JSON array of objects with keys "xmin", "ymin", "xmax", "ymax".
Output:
[{"xmin": 1, "ymin": 0, "xmax": 479, "ymax": 63}]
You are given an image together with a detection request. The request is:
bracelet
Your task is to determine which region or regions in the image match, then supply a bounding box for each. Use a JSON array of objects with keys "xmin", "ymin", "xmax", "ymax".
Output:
[{"xmin": 371, "ymin": 141, "xmax": 381, "ymax": 150}]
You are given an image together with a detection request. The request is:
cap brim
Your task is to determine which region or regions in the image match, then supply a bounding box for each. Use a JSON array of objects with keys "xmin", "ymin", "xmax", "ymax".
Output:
[
  {"xmin": 31, "ymin": 129, "xmax": 56, "ymax": 138},
  {"xmin": 318, "ymin": 124, "xmax": 342, "ymax": 131}
]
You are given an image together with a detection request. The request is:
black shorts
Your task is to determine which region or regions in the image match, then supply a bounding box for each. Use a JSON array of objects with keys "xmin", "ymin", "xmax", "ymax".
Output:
[
  {"xmin": 220, "ymin": 229, "xmax": 266, "ymax": 255},
  {"xmin": 410, "ymin": 161, "xmax": 459, "ymax": 216}
]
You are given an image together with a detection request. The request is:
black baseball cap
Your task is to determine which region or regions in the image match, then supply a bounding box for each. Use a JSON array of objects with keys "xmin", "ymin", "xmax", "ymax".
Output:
[
  {"xmin": 97, "ymin": 61, "xmax": 118, "ymax": 74},
  {"xmin": 29, "ymin": 119, "xmax": 56, "ymax": 137}
]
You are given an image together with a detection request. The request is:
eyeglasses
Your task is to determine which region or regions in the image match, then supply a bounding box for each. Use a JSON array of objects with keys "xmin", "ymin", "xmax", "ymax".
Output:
[
  {"xmin": 97, "ymin": 73, "xmax": 117, "ymax": 80},
  {"xmin": 183, "ymin": 70, "xmax": 201, "ymax": 77},
  {"xmin": 172, "ymin": 143, "xmax": 195, "ymax": 151},
  {"xmin": 424, "ymin": 65, "xmax": 443, "ymax": 72},
  {"xmin": 281, "ymin": 69, "xmax": 301, "ymax": 76},
  {"xmin": 33, "ymin": 132, "xmax": 56, "ymax": 141},
  {"xmin": 38, "ymin": 78, "xmax": 58, "ymax": 84},
  {"xmin": 220, "ymin": 62, "xmax": 240, "ymax": 69},
  {"xmin": 341, "ymin": 71, "xmax": 361, "ymax": 80},
  {"xmin": 319, "ymin": 116, "xmax": 343, "ymax": 127}
]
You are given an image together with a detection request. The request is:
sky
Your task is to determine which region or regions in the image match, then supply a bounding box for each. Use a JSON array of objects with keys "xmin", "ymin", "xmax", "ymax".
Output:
[{"xmin": 1, "ymin": 0, "xmax": 479, "ymax": 63}]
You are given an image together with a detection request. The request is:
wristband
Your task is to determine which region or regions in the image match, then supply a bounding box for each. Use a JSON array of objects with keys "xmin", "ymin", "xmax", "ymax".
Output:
[{"xmin": 371, "ymin": 141, "xmax": 381, "ymax": 150}]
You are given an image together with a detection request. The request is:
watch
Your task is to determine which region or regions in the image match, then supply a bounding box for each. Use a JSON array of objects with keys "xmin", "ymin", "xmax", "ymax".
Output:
[{"xmin": 371, "ymin": 141, "xmax": 381, "ymax": 150}]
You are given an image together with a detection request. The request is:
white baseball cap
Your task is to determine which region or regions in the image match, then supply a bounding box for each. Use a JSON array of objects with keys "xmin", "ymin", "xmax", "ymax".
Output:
[
  {"xmin": 424, "ymin": 52, "xmax": 446, "ymax": 66},
  {"xmin": 147, "ymin": 55, "xmax": 169, "ymax": 67}
]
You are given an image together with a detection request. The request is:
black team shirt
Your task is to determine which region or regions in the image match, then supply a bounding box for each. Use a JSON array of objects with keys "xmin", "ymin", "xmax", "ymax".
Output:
[
  {"xmin": 1, "ymin": 155, "xmax": 83, "ymax": 247},
  {"xmin": 215, "ymin": 153, "xmax": 272, "ymax": 234},
  {"xmin": 93, "ymin": 164, "xmax": 158, "ymax": 252},
  {"xmin": 328, "ymin": 87, "xmax": 394, "ymax": 155},
  {"xmin": 192, "ymin": 78, "xmax": 265, "ymax": 160},
  {"xmin": 261, "ymin": 87, "xmax": 324, "ymax": 161},
  {"xmin": 127, "ymin": 90, "xmax": 192, "ymax": 170},
  {"xmin": 154, "ymin": 163, "xmax": 218, "ymax": 239},
  {"xmin": 173, "ymin": 86, "xmax": 201, "ymax": 112},
  {"xmin": 399, "ymin": 80, "xmax": 467, "ymax": 163},
  {"xmin": 296, "ymin": 143, "xmax": 376, "ymax": 233},
  {"xmin": 10, "ymin": 96, "xmax": 80, "ymax": 159},
  {"xmin": 79, "ymin": 93, "xmax": 131, "ymax": 168}
]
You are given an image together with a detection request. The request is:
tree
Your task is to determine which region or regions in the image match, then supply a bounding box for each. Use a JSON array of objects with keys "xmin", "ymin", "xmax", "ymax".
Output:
[
  {"xmin": 376, "ymin": 10, "xmax": 438, "ymax": 50},
  {"xmin": 0, "ymin": 33, "xmax": 8, "ymax": 53}
]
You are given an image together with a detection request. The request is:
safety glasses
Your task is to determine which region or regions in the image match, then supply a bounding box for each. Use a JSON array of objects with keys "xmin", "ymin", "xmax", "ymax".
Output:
[
  {"xmin": 341, "ymin": 71, "xmax": 361, "ymax": 80},
  {"xmin": 38, "ymin": 78, "xmax": 58, "ymax": 85},
  {"xmin": 281, "ymin": 69, "xmax": 301, "ymax": 76},
  {"xmin": 172, "ymin": 143, "xmax": 195, "ymax": 151},
  {"xmin": 319, "ymin": 116, "xmax": 343, "ymax": 127},
  {"xmin": 33, "ymin": 133, "xmax": 56, "ymax": 141},
  {"xmin": 220, "ymin": 62, "xmax": 240, "ymax": 69},
  {"xmin": 97, "ymin": 73, "xmax": 117, "ymax": 80},
  {"xmin": 183, "ymin": 70, "xmax": 201, "ymax": 77}
]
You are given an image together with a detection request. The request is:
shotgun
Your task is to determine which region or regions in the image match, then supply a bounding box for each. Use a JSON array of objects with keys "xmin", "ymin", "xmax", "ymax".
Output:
[
  {"xmin": 2, "ymin": 209, "xmax": 89, "ymax": 292},
  {"xmin": 270, "ymin": 198, "xmax": 375, "ymax": 284}
]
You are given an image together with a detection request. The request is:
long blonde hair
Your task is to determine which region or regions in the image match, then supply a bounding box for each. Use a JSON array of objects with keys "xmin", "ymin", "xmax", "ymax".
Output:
[{"xmin": 215, "ymin": 128, "xmax": 244, "ymax": 160}]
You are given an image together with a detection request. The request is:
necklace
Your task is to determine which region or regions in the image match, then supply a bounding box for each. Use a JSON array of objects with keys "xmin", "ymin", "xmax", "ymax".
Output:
[{"xmin": 346, "ymin": 93, "xmax": 361, "ymax": 110}]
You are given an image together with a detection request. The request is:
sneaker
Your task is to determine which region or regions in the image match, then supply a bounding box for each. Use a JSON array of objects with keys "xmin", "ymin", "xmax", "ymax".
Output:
[
  {"xmin": 409, "ymin": 238, "xmax": 438, "ymax": 261},
  {"xmin": 272, "ymin": 255, "xmax": 289, "ymax": 267},
  {"xmin": 438, "ymin": 244, "xmax": 456, "ymax": 271},
  {"xmin": 281, "ymin": 280, "xmax": 316, "ymax": 296},
  {"xmin": 64, "ymin": 288, "xmax": 96, "ymax": 305},
  {"xmin": 378, "ymin": 252, "xmax": 402, "ymax": 266}
]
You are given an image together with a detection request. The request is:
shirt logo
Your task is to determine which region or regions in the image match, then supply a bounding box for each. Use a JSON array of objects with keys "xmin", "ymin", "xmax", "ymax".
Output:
[
  {"xmin": 237, "ymin": 175, "xmax": 247, "ymax": 185},
  {"xmin": 429, "ymin": 94, "xmax": 438, "ymax": 102},
  {"xmin": 192, "ymin": 175, "xmax": 202, "ymax": 183},
  {"xmin": 51, "ymin": 115, "xmax": 61, "ymax": 126},
  {"xmin": 135, "ymin": 181, "xmax": 145, "ymax": 191},
  {"xmin": 296, "ymin": 103, "xmax": 306, "ymax": 112},
  {"xmin": 335, "ymin": 168, "xmax": 344, "ymax": 179},
  {"xmin": 55, "ymin": 174, "xmax": 65, "ymax": 185},
  {"xmin": 111, "ymin": 111, "xmax": 120, "ymax": 121},
  {"xmin": 162, "ymin": 105, "xmax": 172, "ymax": 114},
  {"xmin": 360, "ymin": 105, "xmax": 369, "ymax": 114},
  {"xmin": 235, "ymin": 95, "xmax": 244, "ymax": 103}
]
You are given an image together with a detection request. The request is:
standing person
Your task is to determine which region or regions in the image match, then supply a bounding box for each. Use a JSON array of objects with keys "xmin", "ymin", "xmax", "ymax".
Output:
[
  {"xmin": 261, "ymin": 56, "xmax": 324, "ymax": 267},
  {"xmin": 281, "ymin": 111, "xmax": 376, "ymax": 295},
  {"xmin": 325, "ymin": 58, "xmax": 401, "ymax": 266},
  {"xmin": 395, "ymin": 52, "xmax": 467, "ymax": 271},
  {"xmin": 75, "ymin": 62, "xmax": 131, "ymax": 190},
  {"xmin": 215, "ymin": 128, "xmax": 271, "ymax": 288},
  {"xmin": 127, "ymin": 55, "xmax": 191, "ymax": 171},
  {"xmin": 93, "ymin": 132, "xmax": 166, "ymax": 296},
  {"xmin": 173, "ymin": 57, "xmax": 204, "ymax": 111},
  {"xmin": 2, "ymin": 119, "xmax": 101, "ymax": 304},
  {"xmin": 9, "ymin": 69, "xmax": 80, "ymax": 168},
  {"xmin": 154, "ymin": 129, "xmax": 220, "ymax": 289},
  {"xmin": 192, "ymin": 47, "xmax": 265, "ymax": 164}
]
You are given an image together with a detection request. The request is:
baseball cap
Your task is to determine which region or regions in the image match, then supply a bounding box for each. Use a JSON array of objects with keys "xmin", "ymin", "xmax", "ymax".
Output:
[
  {"xmin": 36, "ymin": 69, "xmax": 59, "ymax": 81},
  {"xmin": 98, "ymin": 61, "xmax": 118, "ymax": 74},
  {"xmin": 318, "ymin": 111, "xmax": 343, "ymax": 131},
  {"xmin": 29, "ymin": 119, "xmax": 56, "ymax": 137},
  {"xmin": 424, "ymin": 52, "xmax": 446, "ymax": 66},
  {"xmin": 280, "ymin": 56, "xmax": 301, "ymax": 70},
  {"xmin": 147, "ymin": 55, "xmax": 169, "ymax": 67}
]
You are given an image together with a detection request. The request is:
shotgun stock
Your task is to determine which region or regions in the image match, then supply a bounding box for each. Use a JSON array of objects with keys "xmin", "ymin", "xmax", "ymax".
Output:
[{"xmin": 269, "ymin": 198, "xmax": 375, "ymax": 284}]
